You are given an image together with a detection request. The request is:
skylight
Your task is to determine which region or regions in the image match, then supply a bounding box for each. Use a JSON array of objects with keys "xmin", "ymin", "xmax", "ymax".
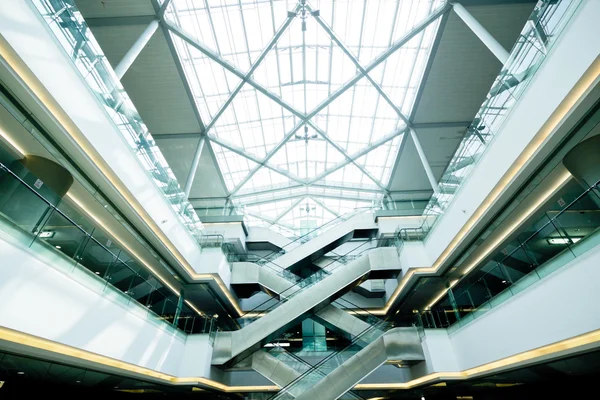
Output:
[{"xmin": 163, "ymin": 0, "xmax": 445, "ymax": 234}]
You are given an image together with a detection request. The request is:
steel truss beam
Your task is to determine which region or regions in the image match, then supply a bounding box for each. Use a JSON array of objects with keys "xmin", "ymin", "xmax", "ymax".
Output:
[
  {"xmin": 165, "ymin": 3, "xmax": 448, "ymax": 200},
  {"xmin": 235, "ymin": 5, "xmax": 447, "ymax": 195},
  {"xmin": 232, "ymin": 193, "xmax": 380, "ymax": 207}
]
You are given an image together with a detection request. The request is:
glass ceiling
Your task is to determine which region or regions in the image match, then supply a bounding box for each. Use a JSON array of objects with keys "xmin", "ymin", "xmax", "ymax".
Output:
[{"xmin": 163, "ymin": 0, "xmax": 444, "ymax": 234}]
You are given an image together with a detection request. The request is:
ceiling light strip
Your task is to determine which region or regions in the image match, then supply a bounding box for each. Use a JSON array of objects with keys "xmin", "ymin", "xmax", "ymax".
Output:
[{"xmin": 1, "ymin": 326, "xmax": 598, "ymax": 392}]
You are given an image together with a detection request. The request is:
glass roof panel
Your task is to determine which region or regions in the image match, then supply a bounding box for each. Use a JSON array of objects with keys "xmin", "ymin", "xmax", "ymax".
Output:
[
  {"xmin": 272, "ymin": 131, "xmax": 346, "ymax": 179},
  {"xmin": 313, "ymin": 0, "xmax": 444, "ymax": 65},
  {"xmin": 165, "ymin": 0, "xmax": 445, "ymax": 225},
  {"xmin": 166, "ymin": 0, "xmax": 290, "ymax": 72},
  {"xmin": 210, "ymin": 142, "xmax": 258, "ymax": 191},
  {"xmin": 312, "ymin": 76, "xmax": 402, "ymax": 155},
  {"xmin": 252, "ymin": 14, "xmax": 358, "ymax": 113},
  {"xmin": 211, "ymin": 84, "xmax": 300, "ymax": 159}
]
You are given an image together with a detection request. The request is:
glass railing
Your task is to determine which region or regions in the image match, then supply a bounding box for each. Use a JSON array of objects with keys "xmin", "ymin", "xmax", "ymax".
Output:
[
  {"xmin": 421, "ymin": 0, "xmax": 581, "ymax": 228},
  {"xmin": 238, "ymin": 238, "xmax": 381, "ymax": 325},
  {"xmin": 30, "ymin": 0, "xmax": 206, "ymax": 244},
  {"xmin": 418, "ymin": 180, "xmax": 600, "ymax": 332},
  {"xmin": 0, "ymin": 161, "xmax": 215, "ymax": 335},
  {"xmin": 394, "ymin": 219, "xmax": 431, "ymax": 256}
]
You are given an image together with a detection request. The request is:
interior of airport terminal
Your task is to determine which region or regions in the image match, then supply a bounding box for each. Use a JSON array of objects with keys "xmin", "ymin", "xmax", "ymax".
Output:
[{"xmin": 0, "ymin": 0, "xmax": 599, "ymax": 398}]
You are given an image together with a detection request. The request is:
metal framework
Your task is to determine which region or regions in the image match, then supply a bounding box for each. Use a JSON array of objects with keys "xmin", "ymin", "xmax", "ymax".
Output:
[{"xmin": 158, "ymin": 0, "xmax": 450, "ymax": 230}]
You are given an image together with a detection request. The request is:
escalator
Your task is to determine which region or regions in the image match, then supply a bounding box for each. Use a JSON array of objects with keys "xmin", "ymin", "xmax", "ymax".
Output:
[
  {"xmin": 212, "ymin": 246, "xmax": 400, "ymax": 366},
  {"xmin": 270, "ymin": 317, "xmax": 424, "ymax": 400}
]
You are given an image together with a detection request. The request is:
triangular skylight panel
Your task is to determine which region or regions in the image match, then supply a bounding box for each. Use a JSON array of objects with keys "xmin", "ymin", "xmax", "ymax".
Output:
[
  {"xmin": 209, "ymin": 84, "xmax": 300, "ymax": 159},
  {"xmin": 321, "ymin": 163, "xmax": 380, "ymax": 189},
  {"xmin": 210, "ymin": 142, "xmax": 259, "ymax": 191},
  {"xmin": 166, "ymin": 0, "xmax": 290, "ymax": 73},
  {"xmin": 236, "ymin": 165, "xmax": 294, "ymax": 196},
  {"xmin": 370, "ymin": 20, "xmax": 440, "ymax": 116},
  {"xmin": 314, "ymin": 0, "xmax": 445, "ymax": 66},
  {"xmin": 170, "ymin": 34, "xmax": 242, "ymax": 125},
  {"xmin": 271, "ymin": 129, "xmax": 346, "ymax": 179},
  {"xmin": 252, "ymin": 14, "xmax": 358, "ymax": 114},
  {"xmin": 312, "ymin": 75, "xmax": 401, "ymax": 155},
  {"xmin": 354, "ymin": 135, "xmax": 403, "ymax": 185}
]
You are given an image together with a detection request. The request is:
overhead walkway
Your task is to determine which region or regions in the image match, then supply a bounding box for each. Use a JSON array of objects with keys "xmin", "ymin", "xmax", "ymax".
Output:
[{"xmin": 212, "ymin": 247, "xmax": 399, "ymax": 366}]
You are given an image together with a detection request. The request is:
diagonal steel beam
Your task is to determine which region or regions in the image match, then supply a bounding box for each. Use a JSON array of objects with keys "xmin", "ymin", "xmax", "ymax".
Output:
[
  {"xmin": 308, "ymin": 126, "xmax": 407, "ymax": 184},
  {"xmin": 306, "ymin": 121, "xmax": 388, "ymax": 191},
  {"xmin": 307, "ymin": 3, "xmax": 410, "ymax": 125},
  {"xmin": 311, "ymin": 197, "xmax": 341, "ymax": 218},
  {"xmin": 165, "ymin": 22, "xmax": 306, "ymax": 120},
  {"xmin": 203, "ymin": 5, "xmax": 299, "ymax": 133},
  {"xmin": 207, "ymin": 135, "xmax": 306, "ymax": 186},
  {"xmin": 273, "ymin": 198, "xmax": 305, "ymax": 224},
  {"xmin": 235, "ymin": 192, "xmax": 377, "ymax": 207}
]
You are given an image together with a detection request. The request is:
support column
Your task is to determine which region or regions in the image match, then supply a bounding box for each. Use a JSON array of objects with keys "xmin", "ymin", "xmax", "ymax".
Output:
[
  {"xmin": 183, "ymin": 136, "xmax": 206, "ymax": 198},
  {"xmin": 113, "ymin": 19, "xmax": 160, "ymax": 80},
  {"xmin": 409, "ymin": 128, "xmax": 440, "ymax": 197},
  {"xmin": 452, "ymin": 2, "xmax": 509, "ymax": 64}
]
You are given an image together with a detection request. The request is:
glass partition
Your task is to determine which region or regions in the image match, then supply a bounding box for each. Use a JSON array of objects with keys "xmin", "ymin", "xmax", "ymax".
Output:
[
  {"xmin": 418, "ymin": 180, "xmax": 600, "ymax": 331},
  {"xmin": 420, "ymin": 0, "xmax": 581, "ymax": 230},
  {"xmin": 0, "ymin": 161, "xmax": 216, "ymax": 335},
  {"xmin": 30, "ymin": 0, "xmax": 206, "ymax": 244}
]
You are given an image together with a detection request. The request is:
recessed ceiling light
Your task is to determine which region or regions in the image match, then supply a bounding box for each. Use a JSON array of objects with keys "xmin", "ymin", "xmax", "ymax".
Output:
[
  {"xmin": 55, "ymin": 245, "xmax": 61, "ymax": 249},
  {"xmin": 17, "ymin": 371, "xmax": 25, "ymax": 375},
  {"xmin": 95, "ymin": 271, "xmax": 100, "ymax": 274}
]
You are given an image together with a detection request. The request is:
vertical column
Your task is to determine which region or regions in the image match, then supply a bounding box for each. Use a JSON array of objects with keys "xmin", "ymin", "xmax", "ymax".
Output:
[
  {"xmin": 409, "ymin": 128, "xmax": 441, "ymax": 198},
  {"xmin": 113, "ymin": 19, "xmax": 160, "ymax": 80},
  {"xmin": 452, "ymin": 2, "xmax": 509, "ymax": 64},
  {"xmin": 184, "ymin": 136, "xmax": 206, "ymax": 198}
]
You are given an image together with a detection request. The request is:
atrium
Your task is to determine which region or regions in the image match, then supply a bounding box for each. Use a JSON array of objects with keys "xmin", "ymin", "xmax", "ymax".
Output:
[{"xmin": 0, "ymin": 0, "xmax": 599, "ymax": 399}]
